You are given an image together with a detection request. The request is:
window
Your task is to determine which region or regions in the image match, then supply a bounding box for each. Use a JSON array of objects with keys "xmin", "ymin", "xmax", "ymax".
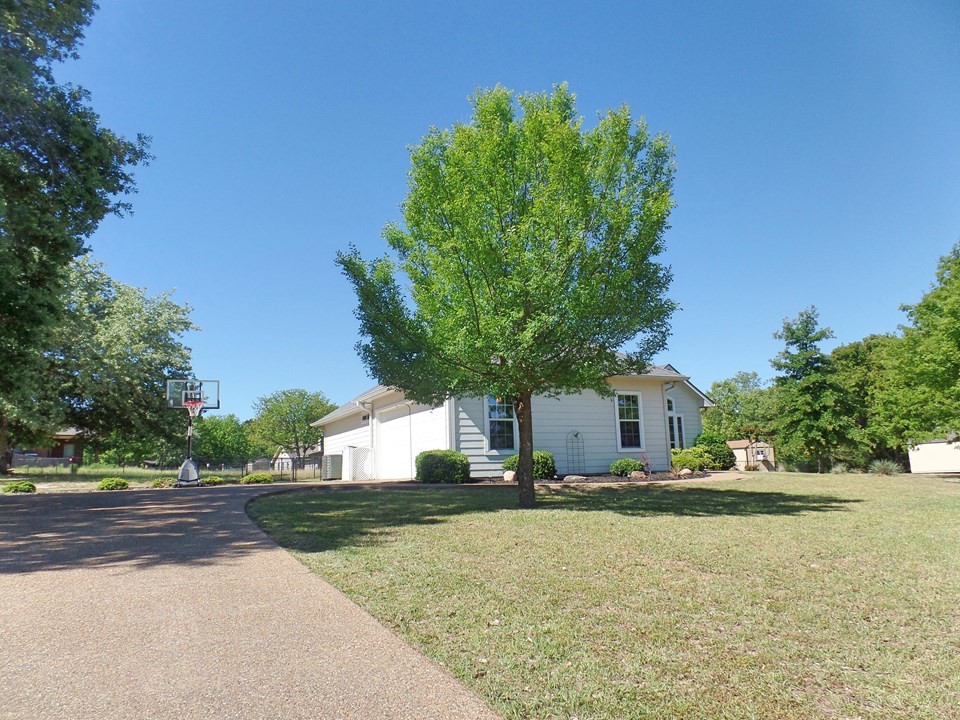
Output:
[
  {"xmin": 666, "ymin": 396, "xmax": 684, "ymax": 449},
  {"xmin": 616, "ymin": 393, "xmax": 644, "ymax": 450},
  {"xmin": 487, "ymin": 396, "xmax": 516, "ymax": 451}
]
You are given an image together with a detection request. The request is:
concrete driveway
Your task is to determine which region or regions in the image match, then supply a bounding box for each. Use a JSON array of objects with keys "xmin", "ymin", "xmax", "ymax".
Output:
[{"xmin": 0, "ymin": 484, "xmax": 500, "ymax": 720}]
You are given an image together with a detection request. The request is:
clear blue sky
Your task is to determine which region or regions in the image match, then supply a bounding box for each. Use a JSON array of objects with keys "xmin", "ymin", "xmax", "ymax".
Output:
[{"xmin": 61, "ymin": 1, "xmax": 959, "ymax": 420}]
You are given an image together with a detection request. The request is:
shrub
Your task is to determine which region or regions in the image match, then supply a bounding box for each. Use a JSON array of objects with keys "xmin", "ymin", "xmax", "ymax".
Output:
[
  {"xmin": 671, "ymin": 446, "xmax": 712, "ymax": 472},
  {"xmin": 2, "ymin": 481, "xmax": 36, "ymax": 494},
  {"xmin": 416, "ymin": 450, "xmax": 471, "ymax": 484},
  {"xmin": 868, "ymin": 459, "xmax": 902, "ymax": 476},
  {"xmin": 240, "ymin": 472, "xmax": 274, "ymax": 484},
  {"xmin": 610, "ymin": 458, "xmax": 647, "ymax": 477},
  {"xmin": 202, "ymin": 475, "xmax": 224, "ymax": 486},
  {"xmin": 830, "ymin": 463, "xmax": 848, "ymax": 474},
  {"xmin": 502, "ymin": 451, "xmax": 557, "ymax": 480},
  {"xmin": 744, "ymin": 464, "xmax": 759, "ymax": 472},
  {"xmin": 151, "ymin": 477, "xmax": 175, "ymax": 488},
  {"xmin": 97, "ymin": 477, "xmax": 129, "ymax": 491},
  {"xmin": 693, "ymin": 432, "xmax": 736, "ymax": 470}
]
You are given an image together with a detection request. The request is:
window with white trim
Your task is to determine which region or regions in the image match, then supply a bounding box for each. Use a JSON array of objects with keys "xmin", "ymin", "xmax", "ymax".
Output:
[
  {"xmin": 487, "ymin": 396, "xmax": 516, "ymax": 451},
  {"xmin": 666, "ymin": 397, "xmax": 685, "ymax": 449},
  {"xmin": 615, "ymin": 393, "xmax": 644, "ymax": 450}
]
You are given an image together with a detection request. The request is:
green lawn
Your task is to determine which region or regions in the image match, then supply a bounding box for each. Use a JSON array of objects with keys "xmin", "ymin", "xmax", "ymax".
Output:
[
  {"xmin": 8, "ymin": 465, "xmax": 248, "ymax": 492},
  {"xmin": 248, "ymin": 474, "xmax": 960, "ymax": 720}
]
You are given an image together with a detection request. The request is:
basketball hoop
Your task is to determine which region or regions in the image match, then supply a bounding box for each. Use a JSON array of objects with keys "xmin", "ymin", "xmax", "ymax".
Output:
[{"xmin": 183, "ymin": 399, "xmax": 204, "ymax": 418}]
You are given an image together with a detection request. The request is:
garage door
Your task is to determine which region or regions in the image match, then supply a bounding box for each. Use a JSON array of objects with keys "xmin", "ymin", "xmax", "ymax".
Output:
[
  {"xmin": 376, "ymin": 404, "xmax": 448, "ymax": 480},
  {"xmin": 377, "ymin": 405, "xmax": 412, "ymax": 480}
]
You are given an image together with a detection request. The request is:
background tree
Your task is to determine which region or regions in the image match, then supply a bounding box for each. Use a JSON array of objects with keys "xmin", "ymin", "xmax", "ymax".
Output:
[
  {"xmin": 193, "ymin": 414, "xmax": 254, "ymax": 468},
  {"xmin": 701, "ymin": 371, "xmax": 774, "ymax": 441},
  {"xmin": 338, "ymin": 85, "xmax": 676, "ymax": 507},
  {"xmin": 50, "ymin": 258, "xmax": 195, "ymax": 454},
  {"xmin": 249, "ymin": 389, "xmax": 335, "ymax": 468},
  {"xmin": 770, "ymin": 307, "xmax": 855, "ymax": 471},
  {"xmin": 0, "ymin": 1, "xmax": 149, "ymax": 397}
]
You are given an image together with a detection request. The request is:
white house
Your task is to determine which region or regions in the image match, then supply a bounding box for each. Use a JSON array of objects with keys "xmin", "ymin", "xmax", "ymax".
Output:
[
  {"xmin": 907, "ymin": 440, "xmax": 960, "ymax": 474},
  {"xmin": 313, "ymin": 365, "xmax": 712, "ymax": 481}
]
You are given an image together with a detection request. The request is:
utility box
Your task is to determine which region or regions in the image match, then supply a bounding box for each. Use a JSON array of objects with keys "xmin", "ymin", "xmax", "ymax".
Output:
[{"xmin": 321, "ymin": 454, "xmax": 342, "ymax": 480}]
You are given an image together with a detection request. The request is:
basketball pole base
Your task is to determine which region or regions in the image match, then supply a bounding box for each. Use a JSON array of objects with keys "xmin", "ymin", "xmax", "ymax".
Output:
[{"xmin": 174, "ymin": 458, "xmax": 201, "ymax": 488}]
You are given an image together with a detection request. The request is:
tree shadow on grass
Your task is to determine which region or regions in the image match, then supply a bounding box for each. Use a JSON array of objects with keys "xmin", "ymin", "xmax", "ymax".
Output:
[{"xmin": 248, "ymin": 483, "xmax": 862, "ymax": 554}]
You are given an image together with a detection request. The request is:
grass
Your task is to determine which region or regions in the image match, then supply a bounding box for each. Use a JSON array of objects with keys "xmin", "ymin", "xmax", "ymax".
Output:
[
  {"xmin": 8, "ymin": 465, "xmax": 248, "ymax": 492},
  {"xmin": 248, "ymin": 473, "xmax": 960, "ymax": 720}
]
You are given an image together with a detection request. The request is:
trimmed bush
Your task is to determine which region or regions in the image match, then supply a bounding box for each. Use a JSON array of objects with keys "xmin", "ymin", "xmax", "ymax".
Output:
[
  {"xmin": 868, "ymin": 459, "xmax": 902, "ymax": 476},
  {"xmin": 416, "ymin": 450, "xmax": 471, "ymax": 484},
  {"xmin": 610, "ymin": 458, "xmax": 648, "ymax": 477},
  {"xmin": 693, "ymin": 432, "xmax": 736, "ymax": 470},
  {"xmin": 671, "ymin": 446, "xmax": 712, "ymax": 472},
  {"xmin": 202, "ymin": 475, "xmax": 225, "ymax": 486},
  {"xmin": 151, "ymin": 477, "xmax": 175, "ymax": 488},
  {"xmin": 97, "ymin": 477, "xmax": 129, "ymax": 491},
  {"xmin": 241, "ymin": 472, "xmax": 274, "ymax": 484},
  {"xmin": 502, "ymin": 451, "xmax": 557, "ymax": 480},
  {"xmin": 2, "ymin": 481, "xmax": 37, "ymax": 494}
]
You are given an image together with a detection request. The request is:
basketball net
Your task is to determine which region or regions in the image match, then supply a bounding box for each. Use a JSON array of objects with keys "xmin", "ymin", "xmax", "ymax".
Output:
[{"xmin": 184, "ymin": 399, "xmax": 204, "ymax": 419}]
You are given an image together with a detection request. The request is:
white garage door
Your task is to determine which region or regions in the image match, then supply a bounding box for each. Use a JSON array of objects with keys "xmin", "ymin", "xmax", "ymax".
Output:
[
  {"xmin": 377, "ymin": 405, "xmax": 413, "ymax": 480},
  {"xmin": 376, "ymin": 404, "xmax": 448, "ymax": 480}
]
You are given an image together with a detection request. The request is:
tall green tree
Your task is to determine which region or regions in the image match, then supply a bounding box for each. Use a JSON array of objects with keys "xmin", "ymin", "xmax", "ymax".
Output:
[
  {"xmin": 338, "ymin": 85, "xmax": 676, "ymax": 507},
  {"xmin": 701, "ymin": 371, "xmax": 774, "ymax": 441},
  {"xmin": 50, "ymin": 258, "xmax": 195, "ymax": 451},
  {"xmin": 193, "ymin": 414, "xmax": 254, "ymax": 468},
  {"xmin": 249, "ymin": 389, "xmax": 335, "ymax": 467},
  {"xmin": 770, "ymin": 307, "xmax": 855, "ymax": 471},
  {"xmin": 1, "ymin": 1, "xmax": 149, "ymax": 449},
  {"xmin": 873, "ymin": 244, "xmax": 960, "ymax": 445}
]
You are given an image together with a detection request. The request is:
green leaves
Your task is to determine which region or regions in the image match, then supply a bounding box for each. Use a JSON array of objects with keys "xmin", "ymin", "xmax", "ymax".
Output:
[
  {"xmin": 249, "ymin": 389, "xmax": 336, "ymax": 462},
  {"xmin": 338, "ymin": 84, "xmax": 677, "ymax": 404}
]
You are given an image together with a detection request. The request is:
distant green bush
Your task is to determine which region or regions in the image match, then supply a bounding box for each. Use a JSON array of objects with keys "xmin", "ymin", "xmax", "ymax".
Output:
[
  {"xmin": 151, "ymin": 477, "xmax": 175, "ymax": 488},
  {"xmin": 202, "ymin": 475, "xmax": 225, "ymax": 486},
  {"xmin": 97, "ymin": 477, "xmax": 129, "ymax": 491},
  {"xmin": 671, "ymin": 446, "xmax": 712, "ymax": 472},
  {"xmin": 868, "ymin": 459, "xmax": 902, "ymax": 476},
  {"xmin": 610, "ymin": 458, "xmax": 648, "ymax": 477},
  {"xmin": 2, "ymin": 481, "xmax": 36, "ymax": 494},
  {"xmin": 240, "ymin": 472, "xmax": 274, "ymax": 484},
  {"xmin": 693, "ymin": 432, "xmax": 736, "ymax": 470},
  {"xmin": 502, "ymin": 451, "xmax": 556, "ymax": 480},
  {"xmin": 830, "ymin": 463, "xmax": 848, "ymax": 474},
  {"xmin": 416, "ymin": 450, "xmax": 471, "ymax": 484}
]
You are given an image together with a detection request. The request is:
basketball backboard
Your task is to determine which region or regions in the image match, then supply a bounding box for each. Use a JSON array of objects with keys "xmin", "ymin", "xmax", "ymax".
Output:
[{"xmin": 166, "ymin": 380, "xmax": 220, "ymax": 410}]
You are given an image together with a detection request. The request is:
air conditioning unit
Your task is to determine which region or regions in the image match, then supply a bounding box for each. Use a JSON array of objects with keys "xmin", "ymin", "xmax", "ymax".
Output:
[{"xmin": 321, "ymin": 454, "xmax": 342, "ymax": 480}]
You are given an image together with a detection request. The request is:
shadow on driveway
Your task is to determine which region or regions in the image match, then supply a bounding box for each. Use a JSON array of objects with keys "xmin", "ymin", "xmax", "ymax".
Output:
[{"xmin": 0, "ymin": 486, "xmax": 279, "ymax": 575}]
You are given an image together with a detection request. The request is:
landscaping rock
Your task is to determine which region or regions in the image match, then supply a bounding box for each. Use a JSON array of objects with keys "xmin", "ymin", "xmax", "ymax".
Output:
[
  {"xmin": 629, "ymin": 470, "xmax": 647, "ymax": 480},
  {"xmin": 678, "ymin": 468, "xmax": 694, "ymax": 477},
  {"xmin": 503, "ymin": 470, "xmax": 516, "ymax": 482},
  {"xmin": 563, "ymin": 475, "xmax": 588, "ymax": 482}
]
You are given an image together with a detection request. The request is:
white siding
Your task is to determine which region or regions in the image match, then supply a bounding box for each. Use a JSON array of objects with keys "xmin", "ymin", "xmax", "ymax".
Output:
[
  {"xmin": 455, "ymin": 378, "xmax": 684, "ymax": 478},
  {"xmin": 323, "ymin": 415, "xmax": 371, "ymax": 455},
  {"xmin": 376, "ymin": 402, "xmax": 447, "ymax": 480},
  {"xmin": 909, "ymin": 441, "xmax": 960, "ymax": 473}
]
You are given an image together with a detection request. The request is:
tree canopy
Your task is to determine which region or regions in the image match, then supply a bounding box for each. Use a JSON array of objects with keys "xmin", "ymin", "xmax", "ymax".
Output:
[
  {"xmin": 0, "ymin": 0, "xmax": 149, "ymax": 396},
  {"xmin": 701, "ymin": 371, "xmax": 774, "ymax": 441},
  {"xmin": 339, "ymin": 84, "xmax": 676, "ymax": 506},
  {"xmin": 249, "ymin": 389, "xmax": 335, "ymax": 466}
]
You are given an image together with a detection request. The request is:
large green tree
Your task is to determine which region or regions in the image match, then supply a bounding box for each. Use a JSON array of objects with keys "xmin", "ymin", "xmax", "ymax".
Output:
[
  {"xmin": 338, "ymin": 85, "xmax": 676, "ymax": 507},
  {"xmin": 193, "ymin": 414, "xmax": 255, "ymax": 468},
  {"xmin": 1, "ymin": 1, "xmax": 149, "ymax": 455},
  {"xmin": 770, "ymin": 307, "xmax": 855, "ymax": 471},
  {"xmin": 249, "ymin": 389, "xmax": 335, "ymax": 468},
  {"xmin": 50, "ymin": 258, "xmax": 195, "ymax": 450},
  {"xmin": 701, "ymin": 371, "xmax": 774, "ymax": 441}
]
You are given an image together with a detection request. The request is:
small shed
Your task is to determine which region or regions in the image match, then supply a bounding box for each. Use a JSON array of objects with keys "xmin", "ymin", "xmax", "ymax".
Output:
[
  {"xmin": 908, "ymin": 440, "xmax": 960, "ymax": 474},
  {"xmin": 726, "ymin": 439, "xmax": 775, "ymax": 471}
]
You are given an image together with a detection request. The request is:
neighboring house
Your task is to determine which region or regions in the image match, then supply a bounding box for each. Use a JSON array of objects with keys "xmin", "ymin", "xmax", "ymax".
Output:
[
  {"xmin": 907, "ymin": 440, "xmax": 960, "ymax": 473},
  {"xmin": 12, "ymin": 429, "xmax": 84, "ymax": 468},
  {"xmin": 313, "ymin": 365, "xmax": 712, "ymax": 481},
  {"xmin": 726, "ymin": 439, "xmax": 775, "ymax": 471}
]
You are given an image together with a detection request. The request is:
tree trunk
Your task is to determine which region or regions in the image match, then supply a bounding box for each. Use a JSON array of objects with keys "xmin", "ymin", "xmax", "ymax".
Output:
[
  {"xmin": 0, "ymin": 416, "xmax": 9, "ymax": 474},
  {"xmin": 515, "ymin": 389, "xmax": 536, "ymax": 508}
]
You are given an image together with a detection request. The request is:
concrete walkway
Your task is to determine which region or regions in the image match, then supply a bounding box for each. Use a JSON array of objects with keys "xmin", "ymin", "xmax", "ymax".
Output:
[{"xmin": 0, "ymin": 484, "xmax": 501, "ymax": 720}]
